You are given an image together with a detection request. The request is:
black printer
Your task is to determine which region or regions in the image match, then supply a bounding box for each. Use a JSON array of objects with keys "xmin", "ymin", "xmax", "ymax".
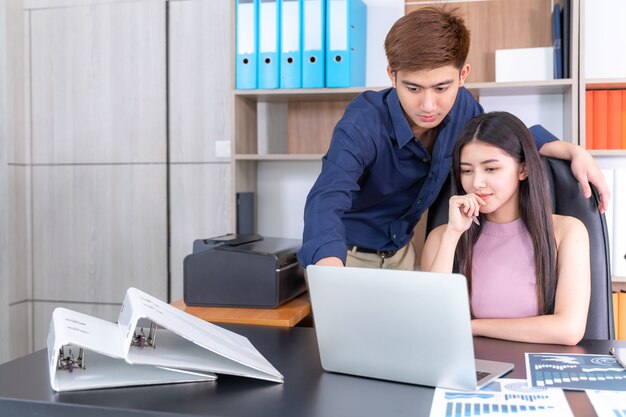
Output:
[{"xmin": 183, "ymin": 234, "xmax": 306, "ymax": 308}]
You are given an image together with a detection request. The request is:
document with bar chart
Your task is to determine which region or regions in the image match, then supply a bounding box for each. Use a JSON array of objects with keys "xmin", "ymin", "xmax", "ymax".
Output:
[
  {"xmin": 525, "ymin": 353, "xmax": 626, "ymax": 391},
  {"xmin": 429, "ymin": 378, "xmax": 572, "ymax": 417},
  {"xmin": 586, "ymin": 390, "xmax": 626, "ymax": 416}
]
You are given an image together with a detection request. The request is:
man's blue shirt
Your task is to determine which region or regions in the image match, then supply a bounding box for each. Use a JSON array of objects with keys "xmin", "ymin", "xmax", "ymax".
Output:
[{"xmin": 297, "ymin": 87, "xmax": 556, "ymax": 266}]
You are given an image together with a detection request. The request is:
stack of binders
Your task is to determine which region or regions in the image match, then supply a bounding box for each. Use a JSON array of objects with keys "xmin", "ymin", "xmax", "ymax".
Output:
[{"xmin": 235, "ymin": 0, "xmax": 367, "ymax": 89}]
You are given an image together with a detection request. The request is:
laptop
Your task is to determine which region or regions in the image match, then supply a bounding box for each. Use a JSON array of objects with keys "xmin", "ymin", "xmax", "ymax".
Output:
[{"xmin": 305, "ymin": 265, "xmax": 514, "ymax": 390}]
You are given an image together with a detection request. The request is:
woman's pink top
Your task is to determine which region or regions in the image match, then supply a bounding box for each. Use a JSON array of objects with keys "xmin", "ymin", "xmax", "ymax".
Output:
[{"xmin": 471, "ymin": 218, "xmax": 538, "ymax": 318}]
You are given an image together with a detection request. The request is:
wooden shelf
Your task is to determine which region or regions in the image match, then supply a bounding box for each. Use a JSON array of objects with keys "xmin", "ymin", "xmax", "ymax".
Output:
[
  {"xmin": 585, "ymin": 79, "xmax": 626, "ymax": 90},
  {"xmin": 234, "ymin": 154, "xmax": 324, "ymax": 161},
  {"xmin": 234, "ymin": 87, "xmax": 378, "ymax": 102},
  {"xmin": 233, "ymin": 80, "xmax": 575, "ymax": 103},
  {"xmin": 589, "ymin": 150, "xmax": 626, "ymax": 157},
  {"xmin": 466, "ymin": 79, "xmax": 575, "ymax": 96},
  {"xmin": 170, "ymin": 292, "xmax": 311, "ymax": 327}
]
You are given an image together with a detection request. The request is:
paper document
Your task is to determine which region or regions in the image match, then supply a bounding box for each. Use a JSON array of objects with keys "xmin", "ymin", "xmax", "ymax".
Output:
[
  {"xmin": 525, "ymin": 353, "xmax": 626, "ymax": 391},
  {"xmin": 47, "ymin": 287, "xmax": 283, "ymax": 392},
  {"xmin": 586, "ymin": 390, "xmax": 626, "ymax": 416},
  {"xmin": 429, "ymin": 378, "xmax": 572, "ymax": 417}
]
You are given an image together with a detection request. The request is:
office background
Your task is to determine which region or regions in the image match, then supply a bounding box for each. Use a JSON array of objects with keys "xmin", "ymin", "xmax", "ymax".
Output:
[{"xmin": 0, "ymin": 0, "xmax": 625, "ymax": 365}]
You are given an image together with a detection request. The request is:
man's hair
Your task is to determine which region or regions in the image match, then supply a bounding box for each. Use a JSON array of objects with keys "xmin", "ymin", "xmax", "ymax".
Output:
[{"xmin": 384, "ymin": 6, "xmax": 470, "ymax": 73}]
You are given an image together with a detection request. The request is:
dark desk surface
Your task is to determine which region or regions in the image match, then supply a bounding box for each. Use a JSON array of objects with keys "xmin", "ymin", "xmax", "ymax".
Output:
[{"xmin": 0, "ymin": 324, "xmax": 623, "ymax": 417}]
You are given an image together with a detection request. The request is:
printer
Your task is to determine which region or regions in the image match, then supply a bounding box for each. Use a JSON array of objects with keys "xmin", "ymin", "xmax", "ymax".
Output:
[{"xmin": 183, "ymin": 234, "xmax": 306, "ymax": 308}]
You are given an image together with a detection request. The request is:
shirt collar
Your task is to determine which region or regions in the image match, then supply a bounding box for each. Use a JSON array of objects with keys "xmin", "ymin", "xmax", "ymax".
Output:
[{"xmin": 386, "ymin": 88, "xmax": 415, "ymax": 148}]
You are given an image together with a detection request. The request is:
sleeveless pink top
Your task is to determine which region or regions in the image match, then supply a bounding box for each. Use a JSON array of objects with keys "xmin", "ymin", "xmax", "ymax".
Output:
[{"xmin": 471, "ymin": 218, "xmax": 538, "ymax": 318}]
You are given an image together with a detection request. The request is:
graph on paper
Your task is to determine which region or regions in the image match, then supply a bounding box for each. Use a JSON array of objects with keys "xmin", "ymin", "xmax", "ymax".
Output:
[
  {"xmin": 429, "ymin": 379, "xmax": 573, "ymax": 417},
  {"xmin": 587, "ymin": 390, "xmax": 626, "ymax": 416},
  {"xmin": 525, "ymin": 353, "xmax": 626, "ymax": 391}
]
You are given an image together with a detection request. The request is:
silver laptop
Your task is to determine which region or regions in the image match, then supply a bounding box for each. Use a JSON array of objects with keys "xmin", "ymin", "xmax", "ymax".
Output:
[{"xmin": 305, "ymin": 265, "xmax": 514, "ymax": 390}]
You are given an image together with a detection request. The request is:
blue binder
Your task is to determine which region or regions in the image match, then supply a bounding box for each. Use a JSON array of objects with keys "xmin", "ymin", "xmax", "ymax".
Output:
[
  {"xmin": 258, "ymin": 0, "xmax": 281, "ymax": 89},
  {"xmin": 325, "ymin": 0, "xmax": 366, "ymax": 88},
  {"xmin": 280, "ymin": 0, "xmax": 303, "ymax": 88},
  {"xmin": 302, "ymin": 0, "xmax": 325, "ymax": 88},
  {"xmin": 551, "ymin": 3, "xmax": 563, "ymax": 79},
  {"xmin": 236, "ymin": 0, "xmax": 258, "ymax": 89}
]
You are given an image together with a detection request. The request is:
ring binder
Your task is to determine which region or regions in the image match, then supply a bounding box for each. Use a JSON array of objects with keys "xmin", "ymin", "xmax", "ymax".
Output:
[
  {"xmin": 131, "ymin": 322, "xmax": 158, "ymax": 349},
  {"xmin": 57, "ymin": 346, "xmax": 86, "ymax": 373},
  {"xmin": 47, "ymin": 288, "xmax": 284, "ymax": 392}
]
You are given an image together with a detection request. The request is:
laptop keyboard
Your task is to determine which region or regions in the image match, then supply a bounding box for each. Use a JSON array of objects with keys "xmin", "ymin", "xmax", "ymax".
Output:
[{"xmin": 476, "ymin": 370, "xmax": 490, "ymax": 381}]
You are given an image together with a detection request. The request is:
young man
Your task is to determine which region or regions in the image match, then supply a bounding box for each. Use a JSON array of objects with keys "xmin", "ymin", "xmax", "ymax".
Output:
[{"xmin": 297, "ymin": 6, "xmax": 609, "ymax": 270}]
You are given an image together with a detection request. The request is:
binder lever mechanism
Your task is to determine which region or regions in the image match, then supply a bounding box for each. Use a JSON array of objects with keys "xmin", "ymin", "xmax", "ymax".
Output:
[
  {"xmin": 131, "ymin": 321, "xmax": 158, "ymax": 349},
  {"xmin": 57, "ymin": 345, "xmax": 86, "ymax": 372}
]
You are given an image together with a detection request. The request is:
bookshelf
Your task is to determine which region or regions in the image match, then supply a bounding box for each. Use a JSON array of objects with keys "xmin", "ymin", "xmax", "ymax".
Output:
[
  {"xmin": 231, "ymin": 0, "xmax": 579, "ymax": 237},
  {"xmin": 231, "ymin": 0, "xmax": 580, "ymax": 238}
]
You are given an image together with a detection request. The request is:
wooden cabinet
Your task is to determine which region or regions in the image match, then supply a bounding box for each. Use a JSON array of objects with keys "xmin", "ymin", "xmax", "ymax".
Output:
[
  {"xmin": 167, "ymin": 0, "xmax": 232, "ymax": 300},
  {"xmin": 15, "ymin": 0, "xmax": 168, "ymax": 353}
]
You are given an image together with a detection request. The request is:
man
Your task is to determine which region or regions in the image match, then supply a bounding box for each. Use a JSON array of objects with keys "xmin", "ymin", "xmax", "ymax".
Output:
[{"xmin": 297, "ymin": 6, "xmax": 609, "ymax": 270}]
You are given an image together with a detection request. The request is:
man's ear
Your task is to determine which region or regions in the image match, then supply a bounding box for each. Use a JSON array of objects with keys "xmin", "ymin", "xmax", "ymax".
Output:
[
  {"xmin": 459, "ymin": 64, "xmax": 471, "ymax": 86},
  {"xmin": 519, "ymin": 162, "xmax": 529, "ymax": 180},
  {"xmin": 387, "ymin": 66, "xmax": 397, "ymax": 88}
]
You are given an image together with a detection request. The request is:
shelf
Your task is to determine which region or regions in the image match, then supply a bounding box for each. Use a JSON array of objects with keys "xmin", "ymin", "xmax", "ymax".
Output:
[
  {"xmin": 589, "ymin": 150, "xmax": 626, "ymax": 157},
  {"xmin": 234, "ymin": 154, "xmax": 324, "ymax": 161},
  {"xmin": 234, "ymin": 80, "xmax": 575, "ymax": 102},
  {"xmin": 585, "ymin": 79, "xmax": 626, "ymax": 90},
  {"xmin": 466, "ymin": 79, "xmax": 575, "ymax": 96},
  {"xmin": 234, "ymin": 87, "xmax": 381, "ymax": 102}
]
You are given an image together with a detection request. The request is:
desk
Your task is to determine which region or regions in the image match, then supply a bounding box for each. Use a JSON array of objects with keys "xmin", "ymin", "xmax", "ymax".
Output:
[
  {"xmin": 170, "ymin": 293, "xmax": 311, "ymax": 327},
  {"xmin": 0, "ymin": 325, "xmax": 623, "ymax": 417}
]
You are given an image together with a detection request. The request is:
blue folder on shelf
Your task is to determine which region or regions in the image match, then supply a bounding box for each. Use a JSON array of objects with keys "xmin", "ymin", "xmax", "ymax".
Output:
[
  {"xmin": 551, "ymin": 3, "xmax": 563, "ymax": 79},
  {"xmin": 236, "ymin": 0, "xmax": 258, "ymax": 89},
  {"xmin": 325, "ymin": 0, "xmax": 366, "ymax": 88},
  {"xmin": 280, "ymin": 0, "xmax": 303, "ymax": 88},
  {"xmin": 302, "ymin": 0, "xmax": 325, "ymax": 88},
  {"xmin": 258, "ymin": 0, "xmax": 281, "ymax": 89}
]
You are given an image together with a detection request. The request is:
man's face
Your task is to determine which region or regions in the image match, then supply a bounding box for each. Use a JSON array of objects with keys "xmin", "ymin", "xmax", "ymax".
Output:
[{"xmin": 388, "ymin": 64, "xmax": 470, "ymax": 138}]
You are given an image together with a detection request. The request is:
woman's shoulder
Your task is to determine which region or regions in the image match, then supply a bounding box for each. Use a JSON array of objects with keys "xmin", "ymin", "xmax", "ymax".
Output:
[{"xmin": 552, "ymin": 214, "xmax": 589, "ymax": 246}]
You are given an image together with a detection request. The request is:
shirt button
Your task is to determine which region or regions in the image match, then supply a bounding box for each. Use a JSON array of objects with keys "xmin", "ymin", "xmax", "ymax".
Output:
[
  {"xmin": 422, "ymin": 158, "xmax": 429, "ymax": 163},
  {"xmin": 393, "ymin": 234, "xmax": 397, "ymax": 240},
  {"xmin": 417, "ymin": 199, "xmax": 422, "ymax": 205},
  {"xmin": 428, "ymin": 172, "xmax": 433, "ymax": 178}
]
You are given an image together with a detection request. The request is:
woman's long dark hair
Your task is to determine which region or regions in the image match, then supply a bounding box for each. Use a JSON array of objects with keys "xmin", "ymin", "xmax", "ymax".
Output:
[{"xmin": 452, "ymin": 112, "xmax": 557, "ymax": 315}]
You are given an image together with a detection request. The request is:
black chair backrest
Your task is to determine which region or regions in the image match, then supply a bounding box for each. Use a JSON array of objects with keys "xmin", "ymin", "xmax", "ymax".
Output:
[{"xmin": 425, "ymin": 157, "xmax": 614, "ymax": 340}]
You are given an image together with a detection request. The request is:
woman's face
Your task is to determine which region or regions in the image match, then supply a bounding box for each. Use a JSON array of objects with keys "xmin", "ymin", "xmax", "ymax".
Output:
[{"xmin": 459, "ymin": 141, "xmax": 527, "ymax": 224}]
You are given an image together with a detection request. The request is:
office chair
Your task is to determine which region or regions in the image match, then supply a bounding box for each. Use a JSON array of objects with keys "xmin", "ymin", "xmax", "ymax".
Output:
[{"xmin": 426, "ymin": 157, "xmax": 614, "ymax": 340}]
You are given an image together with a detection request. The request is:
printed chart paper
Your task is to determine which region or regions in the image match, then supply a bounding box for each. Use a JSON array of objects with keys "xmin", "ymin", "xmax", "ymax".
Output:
[
  {"xmin": 587, "ymin": 390, "xmax": 626, "ymax": 416},
  {"xmin": 525, "ymin": 353, "xmax": 626, "ymax": 391},
  {"xmin": 429, "ymin": 378, "xmax": 572, "ymax": 417}
]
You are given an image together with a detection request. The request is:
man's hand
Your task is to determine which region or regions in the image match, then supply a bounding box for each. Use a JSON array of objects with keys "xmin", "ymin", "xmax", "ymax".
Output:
[
  {"xmin": 540, "ymin": 141, "xmax": 611, "ymax": 213},
  {"xmin": 315, "ymin": 257, "xmax": 344, "ymax": 267}
]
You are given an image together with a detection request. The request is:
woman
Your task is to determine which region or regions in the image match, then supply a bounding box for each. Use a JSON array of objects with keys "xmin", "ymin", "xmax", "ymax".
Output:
[{"xmin": 421, "ymin": 112, "xmax": 590, "ymax": 345}]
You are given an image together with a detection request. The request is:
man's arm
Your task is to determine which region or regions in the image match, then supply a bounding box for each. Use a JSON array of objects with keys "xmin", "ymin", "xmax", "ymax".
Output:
[
  {"xmin": 539, "ymin": 140, "xmax": 610, "ymax": 213},
  {"xmin": 297, "ymin": 123, "xmax": 374, "ymax": 267}
]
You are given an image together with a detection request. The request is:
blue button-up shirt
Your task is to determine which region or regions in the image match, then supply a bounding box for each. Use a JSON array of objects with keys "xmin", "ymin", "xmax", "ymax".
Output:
[{"xmin": 297, "ymin": 87, "xmax": 556, "ymax": 266}]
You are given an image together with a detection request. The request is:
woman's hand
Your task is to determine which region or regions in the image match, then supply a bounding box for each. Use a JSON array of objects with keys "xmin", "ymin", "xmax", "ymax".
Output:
[{"xmin": 447, "ymin": 193, "xmax": 485, "ymax": 234}]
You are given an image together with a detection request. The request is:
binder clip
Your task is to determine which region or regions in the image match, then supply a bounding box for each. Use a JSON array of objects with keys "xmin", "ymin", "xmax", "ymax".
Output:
[
  {"xmin": 57, "ymin": 345, "xmax": 86, "ymax": 372},
  {"xmin": 131, "ymin": 322, "xmax": 158, "ymax": 349}
]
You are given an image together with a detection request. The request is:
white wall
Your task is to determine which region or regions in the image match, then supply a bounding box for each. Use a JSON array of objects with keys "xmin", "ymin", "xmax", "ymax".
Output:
[
  {"xmin": 585, "ymin": 0, "xmax": 626, "ymax": 79},
  {"xmin": 256, "ymin": 161, "xmax": 322, "ymax": 240},
  {"xmin": 0, "ymin": 0, "xmax": 11, "ymax": 364}
]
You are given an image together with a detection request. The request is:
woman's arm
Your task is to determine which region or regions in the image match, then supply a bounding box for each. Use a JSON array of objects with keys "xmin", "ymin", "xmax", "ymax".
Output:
[
  {"xmin": 471, "ymin": 215, "xmax": 591, "ymax": 345},
  {"xmin": 421, "ymin": 194, "xmax": 483, "ymax": 272}
]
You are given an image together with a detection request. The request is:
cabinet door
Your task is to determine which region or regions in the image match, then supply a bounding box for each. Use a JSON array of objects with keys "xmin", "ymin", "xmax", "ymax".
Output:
[
  {"xmin": 168, "ymin": 0, "xmax": 232, "ymax": 300},
  {"xmin": 27, "ymin": 0, "xmax": 167, "ymax": 344}
]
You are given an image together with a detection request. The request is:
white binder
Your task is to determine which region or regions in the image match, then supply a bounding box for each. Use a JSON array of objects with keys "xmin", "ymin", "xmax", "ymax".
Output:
[{"xmin": 47, "ymin": 287, "xmax": 284, "ymax": 392}]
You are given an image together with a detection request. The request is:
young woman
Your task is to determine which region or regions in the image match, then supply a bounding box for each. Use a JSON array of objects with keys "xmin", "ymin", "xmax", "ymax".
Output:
[{"xmin": 421, "ymin": 112, "xmax": 590, "ymax": 346}]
